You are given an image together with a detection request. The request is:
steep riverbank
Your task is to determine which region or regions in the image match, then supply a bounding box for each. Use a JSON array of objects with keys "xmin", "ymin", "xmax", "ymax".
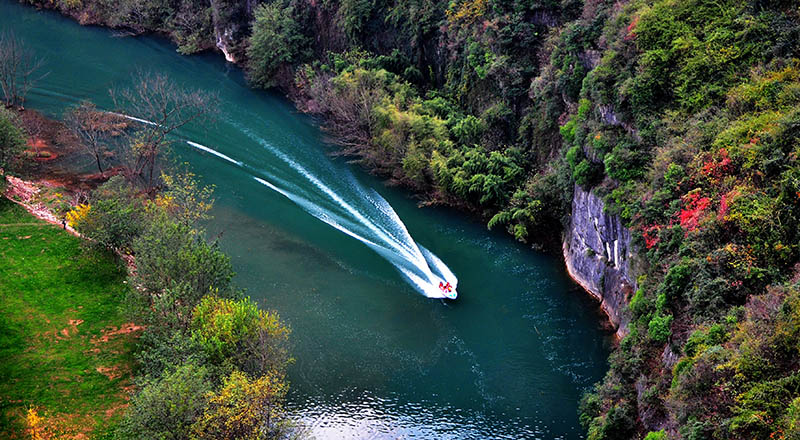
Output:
[{"xmin": 563, "ymin": 184, "xmax": 635, "ymax": 338}]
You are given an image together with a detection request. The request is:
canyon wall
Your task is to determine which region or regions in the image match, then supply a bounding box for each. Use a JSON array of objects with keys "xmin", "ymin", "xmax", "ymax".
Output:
[{"xmin": 563, "ymin": 184, "xmax": 635, "ymax": 336}]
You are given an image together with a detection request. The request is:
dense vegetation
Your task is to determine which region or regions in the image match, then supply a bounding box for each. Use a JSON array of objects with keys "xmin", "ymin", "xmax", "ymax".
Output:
[
  {"xmin": 0, "ymin": 197, "xmax": 134, "ymax": 439},
  {"xmin": 69, "ymin": 160, "xmax": 294, "ymax": 439},
  {"xmin": 0, "ymin": 106, "xmax": 26, "ymax": 179},
  {"xmin": 11, "ymin": 0, "xmax": 800, "ymax": 437},
  {"xmin": 1, "ymin": 73, "xmax": 295, "ymax": 436}
]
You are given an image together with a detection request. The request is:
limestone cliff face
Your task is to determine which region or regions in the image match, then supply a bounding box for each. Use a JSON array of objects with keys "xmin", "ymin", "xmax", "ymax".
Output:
[{"xmin": 563, "ymin": 184, "xmax": 635, "ymax": 336}]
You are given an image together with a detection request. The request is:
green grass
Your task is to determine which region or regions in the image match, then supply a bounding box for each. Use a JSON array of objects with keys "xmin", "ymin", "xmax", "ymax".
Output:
[{"xmin": 0, "ymin": 197, "xmax": 136, "ymax": 439}]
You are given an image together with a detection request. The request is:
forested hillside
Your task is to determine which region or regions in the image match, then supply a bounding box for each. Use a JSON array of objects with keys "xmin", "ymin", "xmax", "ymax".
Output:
[{"xmin": 24, "ymin": 0, "xmax": 800, "ymax": 437}]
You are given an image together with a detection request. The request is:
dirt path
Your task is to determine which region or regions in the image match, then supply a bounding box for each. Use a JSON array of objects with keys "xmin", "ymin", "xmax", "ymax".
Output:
[{"xmin": 4, "ymin": 175, "xmax": 81, "ymax": 237}]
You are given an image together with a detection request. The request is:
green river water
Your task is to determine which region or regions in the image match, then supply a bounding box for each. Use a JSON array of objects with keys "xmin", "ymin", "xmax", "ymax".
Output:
[{"xmin": 1, "ymin": 2, "xmax": 612, "ymax": 437}]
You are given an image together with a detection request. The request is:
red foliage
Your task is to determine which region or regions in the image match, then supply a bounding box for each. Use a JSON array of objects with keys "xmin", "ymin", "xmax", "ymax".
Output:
[
  {"xmin": 642, "ymin": 224, "xmax": 662, "ymax": 249},
  {"xmin": 624, "ymin": 16, "xmax": 639, "ymax": 41},
  {"xmin": 701, "ymin": 148, "xmax": 733, "ymax": 179},
  {"xmin": 679, "ymin": 192, "xmax": 711, "ymax": 232},
  {"xmin": 718, "ymin": 190, "xmax": 737, "ymax": 221}
]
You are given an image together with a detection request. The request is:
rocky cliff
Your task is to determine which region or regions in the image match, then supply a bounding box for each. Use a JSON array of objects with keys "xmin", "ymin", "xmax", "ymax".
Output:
[{"xmin": 563, "ymin": 184, "xmax": 635, "ymax": 337}]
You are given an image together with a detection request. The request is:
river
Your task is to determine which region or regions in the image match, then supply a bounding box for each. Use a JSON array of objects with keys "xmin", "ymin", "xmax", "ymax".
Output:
[{"xmin": 0, "ymin": 2, "xmax": 611, "ymax": 438}]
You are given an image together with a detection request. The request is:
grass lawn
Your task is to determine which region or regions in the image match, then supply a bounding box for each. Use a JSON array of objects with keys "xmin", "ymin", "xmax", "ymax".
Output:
[{"xmin": 0, "ymin": 197, "xmax": 137, "ymax": 439}]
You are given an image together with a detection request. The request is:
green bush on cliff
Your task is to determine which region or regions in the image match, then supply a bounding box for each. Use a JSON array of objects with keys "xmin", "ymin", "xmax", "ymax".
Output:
[
  {"xmin": 643, "ymin": 431, "xmax": 667, "ymax": 440},
  {"xmin": 246, "ymin": 2, "xmax": 307, "ymax": 88},
  {"xmin": 647, "ymin": 313, "xmax": 672, "ymax": 344}
]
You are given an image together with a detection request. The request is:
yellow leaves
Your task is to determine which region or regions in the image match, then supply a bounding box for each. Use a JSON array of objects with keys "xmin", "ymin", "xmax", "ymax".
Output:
[
  {"xmin": 65, "ymin": 203, "xmax": 90, "ymax": 228},
  {"xmin": 154, "ymin": 194, "xmax": 174, "ymax": 208},
  {"xmin": 723, "ymin": 242, "xmax": 758, "ymax": 276},
  {"xmin": 446, "ymin": 0, "xmax": 488, "ymax": 25},
  {"xmin": 159, "ymin": 170, "xmax": 215, "ymax": 225},
  {"xmin": 191, "ymin": 370, "xmax": 288, "ymax": 440},
  {"xmin": 191, "ymin": 296, "xmax": 289, "ymax": 362},
  {"xmin": 26, "ymin": 406, "xmax": 44, "ymax": 440}
]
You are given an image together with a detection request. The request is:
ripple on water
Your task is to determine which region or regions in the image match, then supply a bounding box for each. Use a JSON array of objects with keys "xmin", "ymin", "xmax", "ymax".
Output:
[{"xmin": 287, "ymin": 388, "xmax": 573, "ymax": 440}]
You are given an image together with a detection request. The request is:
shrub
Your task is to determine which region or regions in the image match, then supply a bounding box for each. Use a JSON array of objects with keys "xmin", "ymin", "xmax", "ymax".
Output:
[
  {"xmin": 643, "ymin": 430, "xmax": 667, "ymax": 440},
  {"xmin": 658, "ymin": 260, "xmax": 692, "ymax": 305},
  {"xmin": 0, "ymin": 107, "xmax": 26, "ymax": 173},
  {"xmin": 132, "ymin": 217, "xmax": 235, "ymax": 297},
  {"xmin": 604, "ymin": 144, "xmax": 646, "ymax": 182},
  {"xmin": 134, "ymin": 328, "xmax": 208, "ymax": 379},
  {"xmin": 118, "ymin": 362, "xmax": 213, "ymax": 440},
  {"xmin": 451, "ymin": 114, "xmax": 486, "ymax": 145},
  {"xmin": 573, "ymin": 159, "xmax": 603, "ymax": 187},
  {"xmin": 191, "ymin": 369, "xmax": 290, "ymax": 440},
  {"xmin": 191, "ymin": 296, "xmax": 290, "ymax": 376},
  {"xmin": 648, "ymin": 313, "xmax": 673, "ymax": 344},
  {"xmin": 74, "ymin": 176, "xmax": 147, "ymax": 251},
  {"xmin": 587, "ymin": 404, "xmax": 637, "ymax": 440}
]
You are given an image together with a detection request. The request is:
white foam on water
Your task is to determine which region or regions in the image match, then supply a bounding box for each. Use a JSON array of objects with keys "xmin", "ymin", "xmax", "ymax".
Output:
[
  {"xmin": 186, "ymin": 141, "xmax": 243, "ymax": 166},
  {"xmin": 108, "ymin": 112, "xmax": 244, "ymax": 167},
  {"xmin": 111, "ymin": 110, "xmax": 458, "ymax": 298},
  {"xmin": 238, "ymin": 127, "xmax": 458, "ymax": 299},
  {"xmin": 109, "ymin": 111, "xmax": 158, "ymax": 126}
]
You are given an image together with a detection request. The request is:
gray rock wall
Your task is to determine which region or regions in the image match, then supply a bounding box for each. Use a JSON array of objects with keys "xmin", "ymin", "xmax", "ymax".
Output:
[{"xmin": 563, "ymin": 184, "xmax": 635, "ymax": 336}]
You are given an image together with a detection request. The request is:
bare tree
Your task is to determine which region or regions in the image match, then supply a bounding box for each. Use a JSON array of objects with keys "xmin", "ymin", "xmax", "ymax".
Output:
[
  {"xmin": 65, "ymin": 102, "xmax": 112, "ymax": 174},
  {"xmin": 0, "ymin": 31, "xmax": 47, "ymax": 108},
  {"xmin": 23, "ymin": 111, "xmax": 46, "ymax": 158},
  {"xmin": 111, "ymin": 72, "xmax": 218, "ymax": 194}
]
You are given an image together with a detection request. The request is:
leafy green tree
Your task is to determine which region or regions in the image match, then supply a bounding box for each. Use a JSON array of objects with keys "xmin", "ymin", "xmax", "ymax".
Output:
[
  {"xmin": 118, "ymin": 362, "xmax": 214, "ymax": 440},
  {"xmin": 338, "ymin": 0, "xmax": 375, "ymax": 41},
  {"xmin": 0, "ymin": 107, "xmax": 25, "ymax": 174},
  {"xmin": 132, "ymin": 218, "xmax": 235, "ymax": 297},
  {"xmin": 145, "ymin": 282, "xmax": 208, "ymax": 334},
  {"xmin": 246, "ymin": 2, "xmax": 307, "ymax": 88},
  {"xmin": 191, "ymin": 296, "xmax": 290, "ymax": 376},
  {"xmin": 133, "ymin": 327, "xmax": 209, "ymax": 380},
  {"xmin": 586, "ymin": 404, "xmax": 636, "ymax": 440},
  {"xmin": 648, "ymin": 313, "xmax": 673, "ymax": 344},
  {"xmin": 159, "ymin": 169, "xmax": 215, "ymax": 226},
  {"xmin": 73, "ymin": 176, "xmax": 147, "ymax": 252}
]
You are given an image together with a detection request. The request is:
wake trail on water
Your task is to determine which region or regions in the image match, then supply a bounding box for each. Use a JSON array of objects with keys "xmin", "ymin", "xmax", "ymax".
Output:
[
  {"xmin": 235, "ymin": 125, "xmax": 458, "ymax": 299},
  {"xmin": 111, "ymin": 111, "xmax": 458, "ymax": 298}
]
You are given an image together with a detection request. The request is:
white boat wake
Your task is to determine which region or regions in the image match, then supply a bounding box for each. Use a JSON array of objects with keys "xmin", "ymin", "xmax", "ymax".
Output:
[
  {"xmin": 240, "ymin": 129, "xmax": 458, "ymax": 300},
  {"xmin": 112, "ymin": 111, "xmax": 458, "ymax": 299}
]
